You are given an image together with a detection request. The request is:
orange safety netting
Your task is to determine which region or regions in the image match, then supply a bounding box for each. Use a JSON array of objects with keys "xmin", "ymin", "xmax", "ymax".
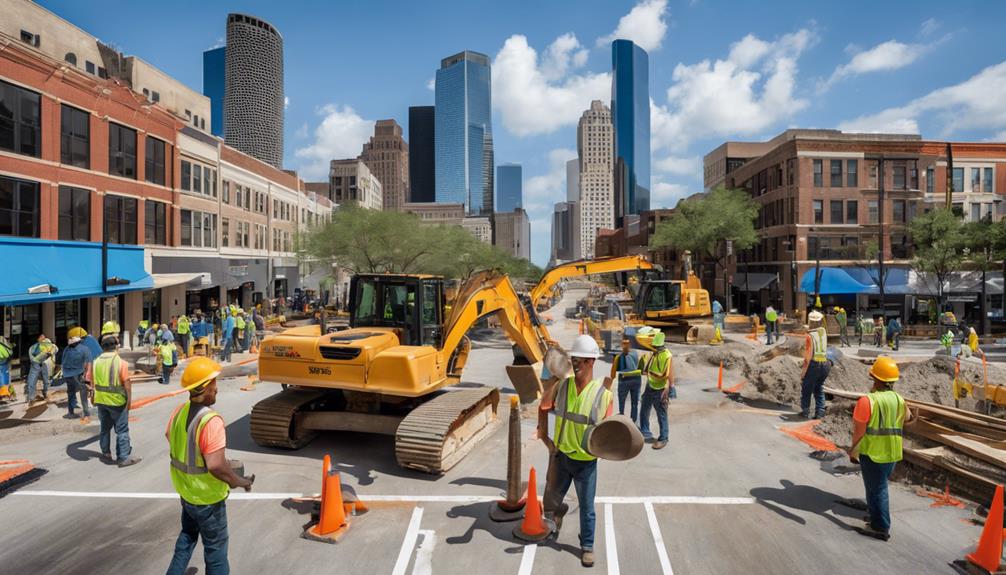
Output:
[{"xmin": 779, "ymin": 420, "xmax": 839, "ymax": 452}]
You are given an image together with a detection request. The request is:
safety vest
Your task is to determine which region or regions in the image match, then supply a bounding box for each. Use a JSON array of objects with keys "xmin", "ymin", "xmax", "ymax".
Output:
[
  {"xmin": 139, "ymin": 320, "xmax": 149, "ymax": 330},
  {"xmin": 859, "ymin": 390, "xmax": 905, "ymax": 464},
  {"xmin": 765, "ymin": 309, "xmax": 778, "ymax": 322},
  {"xmin": 168, "ymin": 402, "xmax": 230, "ymax": 505},
  {"xmin": 646, "ymin": 349, "xmax": 672, "ymax": 390},
  {"xmin": 554, "ymin": 377, "xmax": 612, "ymax": 462},
  {"xmin": 161, "ymin": 344, "xmax": 175, "ymax": 366},
  {"xmin": 93, "ymin": 352, "xmax": 126, "ymax": 407},
  {"xmin": 809, "ymin": 327, "xmax": 828, "ymax": 363},
  {"xmin": 235, "ymin": 316, "xmax": 246, "ymax": 330},
  {"xmin": 177, "ymin": 316, "xmax": 190, "ymax": 335}
]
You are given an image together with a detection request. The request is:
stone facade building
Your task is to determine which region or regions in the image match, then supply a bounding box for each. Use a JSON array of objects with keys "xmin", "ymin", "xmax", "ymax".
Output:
[
  {"xmin": 360, "ymin": 119, "xmax": 409, "ymax": 212},
  {"xmin": 329, "ymin": 159, "xmax": 383, "ymax": 211},
  {"xmin": 577, "ymin": 100, "xmax": 615, "ymax": 259}
]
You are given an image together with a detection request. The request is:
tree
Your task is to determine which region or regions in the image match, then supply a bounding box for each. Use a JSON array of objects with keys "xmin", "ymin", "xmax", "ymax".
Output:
[
  {"xmin": 649, "ymin": 186, "xmax": 759, "ymax": 304},
  {"xmin": 907, "ymin": 208, "xmax": 967, "ymax": 315},
  {"xmin": 961, "ymin": 217, "xmax": 1006, "ymax": 334}
]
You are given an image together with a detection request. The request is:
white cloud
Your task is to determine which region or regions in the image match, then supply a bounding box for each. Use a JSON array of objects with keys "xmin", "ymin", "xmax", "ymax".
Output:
[
  {"xmin": 293, "ymin": 104, "xmax": 374, "ymax": 180},
  {"xmin": 597, "ymin": 0, "xmax": 669, "ymax": 52},
  {"xmin": 650, "ymin": 28, "xmax": 816, "ymax": 153},
  {"xmin": 654, "ymin": 155, "xmax": 700, "ymax": 176},
  {"xmin": 524, "ymin": 148, "xmax": 578, "ymax": 216},
  {"xmin": 822, "ymin": 40, "xmax": 927, "ymax": 90},
  {"xmin": 920, "ymin": 18, "xmax": 941, "ymax": 37},
  {"xmin": 284, "ymin": 96, "xmax": 290, "ymax": 110},
  {"xmin": 651, "ymin": 180, "xmax": 692, "ymax": 208},
  {"xmin": 838, "ymin": 60, "xmax": 1006, "ymax": 137},
  {"xmin": 493, "ymin": 34, "xmax": 610, "ymax": 137},
  {"xmin": 426, "ymin": 77, "xmax": 435, "ymax": 91}
]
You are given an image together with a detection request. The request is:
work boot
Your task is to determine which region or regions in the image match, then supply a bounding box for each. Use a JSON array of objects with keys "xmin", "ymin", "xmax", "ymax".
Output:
[
  {"xmin": 581, "ymin": 549, "xmax": 595, "ymax": 567},
  {"xmin": 118, "ymin": 456, "xmax": 142, "ymax": 468},
  {"xmin": 652, "ymin": 440, "xmax": 667, "ymax": 450},
  {"xmin": 854, "ymin": 525, "xmax": 890, "ymax": 541}
]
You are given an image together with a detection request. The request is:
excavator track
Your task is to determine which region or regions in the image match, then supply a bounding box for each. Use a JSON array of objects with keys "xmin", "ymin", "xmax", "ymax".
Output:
[
  {"xmin": 250, "ymin": 388, "xmax": 330, "ymax": 449},
  {"xmin": 395, "ymin": 387, "xmax": 502, "ymax": 474}
]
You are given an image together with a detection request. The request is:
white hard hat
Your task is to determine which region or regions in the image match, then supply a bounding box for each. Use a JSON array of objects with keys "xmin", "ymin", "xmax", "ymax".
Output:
[
  {"xmin": 569, "ymin": 334, "xmax": 600, "ymax": 359},
  {"xmin": 808, "ymin": 310, "xmax": 824, "ymax": 322}
]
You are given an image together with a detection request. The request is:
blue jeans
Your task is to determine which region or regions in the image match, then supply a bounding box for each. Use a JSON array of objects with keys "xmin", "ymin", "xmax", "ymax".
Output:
[
  {"xmin": 221, "ymin": 338, "xmax": 232, "ymax": 363},
  {"xmin": 26, "ymin": 362, "xmax": 50, "ymax": 399},
  {"xmin": 800, "ymin": 361, "xmax": 830, "ymax": 418},
  {"xmin": 543, "ymin": 452, "xmax": 598, "ymax": 551},
  {"xmin": 616, "ymin": 377, "xmax": 641, "ymax": 423},
  {"xmin": 639, "ymin": 386, "xmax": 669, "ymax": 442},
  {"xmin": 0, "ymin": 361, "xmax": 9, "ymax": 389},
  {"xmin": 766, "ymin": 321, "xmax": 776, "ymax": 344},
  {"xmin": 178, "ymin": 333, "xmax": 190, "ymax": 356},
  {"xmin": 97, "ymin": 404, "xmax": 131, "ymax": 461},
  {"xmin": 64, "ymin": 374, "xmax": 90, "ymax": 416},
  {"xmin": 162, "ymin": 363, "xmax": 174, "ymax": 385},
  {"xmin": 166, "ymin": 499, "xmax": 230, "ymax": 575},
  {"xmin": 860, "ymin": 455, "xmax": 896, "ymax": 533}
]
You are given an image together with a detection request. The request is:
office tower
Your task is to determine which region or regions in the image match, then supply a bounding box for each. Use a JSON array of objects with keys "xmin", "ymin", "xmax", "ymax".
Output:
[
  {"xmin": 577, "ymin": 100, "xmax": 615, "ymax": 259},
  {"xmin": 611, "ymin": 39, "xmax": 650, "ymax": 223},
  {"xmin": 408, "ymin": 106, "xmax": 436, "ymax": 203},
  {"xmin": 566, "ymin": 158, "xmax": 580, "ymax": 203},
  {"xmin": 551, "ymin": 201, "xmax": 581, "ymax": 264},
  {"xmin": 493, "ymin": 209, "xmax": 530, "ymax": 260},
  {"xmin": 224, "ymin": 13, "xmax": 284, "ymax": 168},
  {"xmin": 360, "ymin": 119, "xmax": 409, "ymax": 212},
  {"xmin": 496, "ymin": 163, "xmax": 522, "ymax": 212},
  {"xmin": 202, "ymin": 46, "xmax": 225, "ymax": 137}
]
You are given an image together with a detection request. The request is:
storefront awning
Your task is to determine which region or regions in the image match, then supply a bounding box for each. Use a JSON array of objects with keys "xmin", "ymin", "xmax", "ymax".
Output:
[
  {"xmin": 151, "ymin": 272, "xmax": 210, "ymax": 290},
  {"xmin": 0, "ymin": 238, "xmax": 153, "ymax": 306},
  {"xmin": 799, "ymin": 267, "xmax": 872, "ymax": 294},
  {"xmin": 735, "ymin": 272, "xmax": 777, "ymax": 292}
]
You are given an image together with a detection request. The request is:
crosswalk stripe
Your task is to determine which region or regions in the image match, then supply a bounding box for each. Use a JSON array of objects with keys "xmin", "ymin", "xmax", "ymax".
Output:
[
  {"xmin": 517, "ymin": 544, "xmax": 536, "ymax": 575},
  {"xmin": 392, "ymin": 506, "xmax": 424, "ymax": 575},
  {"xmin": 605, "ymin": 503, "xmax": 620, "ymax": 575},
  {"xmin": 644, "ymin": 502, "xmax": 674, "ymax": 575},
  {"xmin": 412, "ymin": 529, "xmax": 436, "ymax": 575}
]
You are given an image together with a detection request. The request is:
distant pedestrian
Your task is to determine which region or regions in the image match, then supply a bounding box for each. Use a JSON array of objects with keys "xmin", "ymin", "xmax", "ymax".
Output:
[
  {"xmin": 848, "ymin": 356, "xmax": 913, "ymax": 541},
  {"xmin": 873, "ymin": 317, "xmax": 885, "ymax": 347},
  {"xmin": 220, "ymin": 310, "xmax": 235, "ymax": 363},
  {"xmin": 712, "ymin": 299, "xmax": 725, "ymax": 338},
  {"xmin": 0, "ymin": 334, "xmax": 14, "ymax": 400},
  {"xmin": 609, "ymin": 337, "xmax": 642, "ymax": 424},
  {"xmin": 61, "ymin": 327, "xmax": 92, "ymax": 420},
  {"xmin": 160, "ymin": 341, "xmax": 178, "ymax": 385},
  {"xmin": 27, "ymin": 334, "xmax": 57, "ymax": 403},
  {"xmin": 639, "ymin": 332, "xmax": 673, "ymax": 449},
  {"xmin": 177, "ymin": 314, "xmax": 191, "ymax": 358},
  {"xmin": 835, "ymin": 306, "xmax": 849, "ymax": 347},
  {"xmin": 764, "ymin": 306, "xmax": 778, "ymax": 344},
  {"xmin": 886, "ymin": 316, "xmax": 902, "ymax": 351},
  {"xmin": 243, "ymin": 310, "xmax": 255, "ymax": 352},
  {"xmin": 88, "ymin": 322, "xmax": 141, "ymax": 467},
  {"xmin": 800, "ymin": 311, "xmax": 831, "ymax": 419}
]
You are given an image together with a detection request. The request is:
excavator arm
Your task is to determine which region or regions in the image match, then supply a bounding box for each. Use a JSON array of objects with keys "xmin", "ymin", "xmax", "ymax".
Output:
[{"xmin": 530, "ymin": 255, "xmax": 657, "ymax": 309}]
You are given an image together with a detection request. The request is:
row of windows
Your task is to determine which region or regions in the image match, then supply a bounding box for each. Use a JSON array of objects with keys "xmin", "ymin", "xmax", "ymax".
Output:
[
  {"xmin": 811, "ymin": 199, "xmax": 916, "ymax": 225},
  {"xmin": 180, "ymin": 160, "xmax": 218, "ymax": 198},
  {"xmin": 180, "ymin": 210, "xmax": 217, "ymax": 248}
]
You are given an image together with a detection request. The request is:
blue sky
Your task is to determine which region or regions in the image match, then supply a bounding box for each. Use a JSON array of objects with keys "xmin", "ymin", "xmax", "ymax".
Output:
[{"xmin": 41, "ymin": 0, "xmax": 1006, "ymax": 266}]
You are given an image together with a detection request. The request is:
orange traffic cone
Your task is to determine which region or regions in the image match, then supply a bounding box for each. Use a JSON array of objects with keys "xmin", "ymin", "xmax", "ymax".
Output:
[
  {"xmin": 303, "ymin": 454, "xmax": 365, "ymax": 544},
  {"xmin": 717, "ymin": 361, "xmax": 724, "ymax": 391},
  {"xmin": 513, "ymin": 466, "xmax": 555, "ymax": 542},
  {"xmin": 959, "ymin": 484, "xmax": 1005, "ymax": 574}
]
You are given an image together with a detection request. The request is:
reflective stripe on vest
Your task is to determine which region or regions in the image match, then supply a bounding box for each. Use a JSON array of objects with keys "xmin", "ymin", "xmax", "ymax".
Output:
[
  {"xmin": 647, "ymin": 349, "xmax": 671, "ymax": 390},
  {"xmin": 809, "ymin": 328, "xmax": 828, "ymax": 363},
  {"xmin": 859, "ymin": 390, "xmax": 905, "ymax": 464},
  {"xmin": 168, "ymin": 402, "xmax": 230, "ymax": 505},
  {"xmin": 93, "ymin": 353, "xmax": 126, "ymax": 406},
  {"xmin": 554, "ymin": 377, "xmax": 610, "ymax": 461}
]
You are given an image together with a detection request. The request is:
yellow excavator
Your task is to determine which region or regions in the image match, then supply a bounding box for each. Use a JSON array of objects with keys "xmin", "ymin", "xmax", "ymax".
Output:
[{"xmin": 252, "ymin": 255, "xmax": 655, "ymax": 473}]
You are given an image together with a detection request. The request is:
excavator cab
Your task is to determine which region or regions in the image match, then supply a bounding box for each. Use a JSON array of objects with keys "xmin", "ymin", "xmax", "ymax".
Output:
[
  {"xmin": 636, "ymin": 280, "xmax": 683, "ymax": 315},
  {"xmin": 349, "ymin": 274, "xmax": 445, "ymax": 347}
]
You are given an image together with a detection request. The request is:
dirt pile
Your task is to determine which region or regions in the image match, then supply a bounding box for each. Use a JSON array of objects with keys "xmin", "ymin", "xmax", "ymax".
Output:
[{"xmin": 684, "ymin": 341, "xmax": 754, "ymax": 371}]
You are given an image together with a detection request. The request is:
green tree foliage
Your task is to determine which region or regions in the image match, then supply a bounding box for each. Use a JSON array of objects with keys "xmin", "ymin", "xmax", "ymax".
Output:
[
  {"xmin": 300, "ymin": 205, "xmax": 541, "ymax": 281},
  {"xmin": 961, "ymin": 217, "xmax": 1006, "ymax": 272},
  {"xmin": 908, "ymin": 208, "xmax": 967, "ymax": 312}
]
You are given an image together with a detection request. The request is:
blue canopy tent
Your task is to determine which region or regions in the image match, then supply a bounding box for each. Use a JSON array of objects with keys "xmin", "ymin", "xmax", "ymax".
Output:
[
  {"xmin": 843, "ymin": 267, "xmax": 910, "ymax": 295},
  {"xmin": 799, "ymin": 267, "xmax": 873, "ymax": 295}
]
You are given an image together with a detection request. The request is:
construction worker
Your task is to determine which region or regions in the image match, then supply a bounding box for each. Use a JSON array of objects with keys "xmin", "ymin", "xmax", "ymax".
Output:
[
  {"xmin": 26, "ymin": 334, "xmax": 57, "ymax": 403},
  {"xmin": 243, "ymin": 310, "xmax": 255, "ymax": 352},
  {"xmin": 873, "ymin": 316, "xmax": 885, "ymax": 348},
  {"xmin": 609, "ymin": 336, "xmax": 642, "ymax": 424},
  {"xmin": 764, "ymin": 305, "xmax": 778, "ymax": 344},
  {"xmin": 0, "ymin": 333, "xmax": 14, "ymax": 400},
  {"xmin": 146, "ymin": 323, "xmax": 160, "ymax": 348},
  {"xmin": 539, "ymin": 334, "xmax": 613, "ymax": 568},
  {"xmin": 220, "ymin": 309, "xmax": 235, "ymax": 363},
  {"xmin": 800, "ymin": 310, "xmax": 831, "ymax": 419},
  {"xmin": 848, "ymin": 356, "xmax": 914, "ymax": 541},
  {"xmin": 137, "ymin": 319, "xmax": 149, "ymax": 344},
  {"xmin": 835, "ymin": 306, "xmax": 849, "ymax": 347},
  {"xmin": 639, "ymin": 332, "xmax": 673, "ymax": 449},
  {"xmin": 61, "ymin": 327, "xmax": 93, "ymax": 420},
  {"xmin": 165, "ymin": 357, "xmax": 254, "ymax": 575},
  {"xmin": 712, "ymin": 299, "xmax": 725, "ymax": 335},
  {"xmin": 87, "ymin": 322, "xmax": 141, "ymax": 467},
  {"xmin": 160, "ymin": 337, "xmax": 178, "ymax": 385},
  {"xmin": 177, "ymin": 314, "xmax": 191, "ymax": 358},
  {"xmin": 234, "ymin": 311, "xmax": 247, "ymax": 352},
  {"xmin": 886, "ymin": 315, "xmax": 902, "ymax": 351}
]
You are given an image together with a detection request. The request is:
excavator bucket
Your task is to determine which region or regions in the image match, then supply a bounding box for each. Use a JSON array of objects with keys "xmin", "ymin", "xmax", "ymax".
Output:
[{"xmin": 506, "ymin": 365, "xmax": 542, "ymax": 404}]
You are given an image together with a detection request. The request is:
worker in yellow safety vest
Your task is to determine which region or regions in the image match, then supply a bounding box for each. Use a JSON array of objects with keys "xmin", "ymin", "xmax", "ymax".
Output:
[
  {"xmin": 800, "ymin": 310, "xmax": 832, "ymax": 419},
  {"xmin": 176, "ymin": 315, "xmax": 191, "ymax": 358},
  {"xmin": 165, "ymin": 357, "xmax": 254, "ymax": 575},
  {"xmin": 639, "ymin": 331, "xmax": 673, "ymax": 449},
  {"xmin": 86, "ymin": 321, "xmax": 141, "ymax": 467},
  {"xmin": 848, "ymin": 356, "xmax": 914, "ymax": 541},
  {"xmin": 538, "ymin": 334, "xmax": 613, "ymax": 568}
]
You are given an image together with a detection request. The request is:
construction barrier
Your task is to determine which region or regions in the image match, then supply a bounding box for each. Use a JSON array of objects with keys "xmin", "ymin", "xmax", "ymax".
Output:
[
  {"xmin": 513, "ymin": 466, "xmax": 554, "ymax": 543},
  {"xmin": 302, "ymin": 454, "xmax": 367, "ymax": 544}
]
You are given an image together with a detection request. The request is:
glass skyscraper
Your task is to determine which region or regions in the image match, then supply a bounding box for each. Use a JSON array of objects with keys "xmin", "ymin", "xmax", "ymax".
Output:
[
  {"xmin": 202, "ymin": 46, "xmax": 226, "ymax": 137},
  {"xmin": 611, "ymin": 39, "xmax": 650, "ymax": 223},
  {"xmin": 496, "ymin": 163, "xmax": 522, "ymax": 212},
  {"xmin": 435, "ymin": 50, "xmax": 493, "ymax": 215}
]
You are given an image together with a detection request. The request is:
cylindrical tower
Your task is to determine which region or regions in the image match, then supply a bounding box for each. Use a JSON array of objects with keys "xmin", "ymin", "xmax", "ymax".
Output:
[{"xmin": 224, "ymin": 13, "xmax": 284, "ymax": 168}]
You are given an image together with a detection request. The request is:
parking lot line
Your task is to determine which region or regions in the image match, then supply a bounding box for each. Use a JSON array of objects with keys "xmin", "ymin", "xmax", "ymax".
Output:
[
  {"xmin": 413, "ymin": 529, "xmax": 436, "ymax": 575},
  {"xmin": 605, "ymin": 503, "xmax": 620, "ymax": 575},
  {"xmin": 517, "ymin": 544, "xmax": 536, "ymax": 575},
  {"xmin": 392, "ymin": 506, "xmax": 424, "ymax": 575},
  {"xmin": 644, "ymin": 502, "xmax": 674, "ymax": 575}
]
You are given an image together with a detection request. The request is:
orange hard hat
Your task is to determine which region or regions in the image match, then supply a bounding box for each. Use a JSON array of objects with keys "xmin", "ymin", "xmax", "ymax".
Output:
[
  {"xmin": 181, "ymin": 357, "xmax": 221, "ymax": 391},
  {"xmin": 869, "ymin": 356, "xmax": 899, "ymax": 383}
]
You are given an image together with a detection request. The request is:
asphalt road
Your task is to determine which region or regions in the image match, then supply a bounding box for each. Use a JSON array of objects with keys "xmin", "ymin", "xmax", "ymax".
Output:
[{"xmin": 0, "ymin": 288, "xmax": 985, "ymax": 574}]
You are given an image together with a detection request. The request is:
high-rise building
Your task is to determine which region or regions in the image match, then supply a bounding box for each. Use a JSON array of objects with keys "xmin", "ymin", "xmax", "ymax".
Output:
[
  {"xmin": 611, "ymin": 39, "xmax": 650, "ymax": 222},
  {"xmin": 434, "ymin": 50, "xmax": 493, "ymax": 215},
  {"xmin": 566, "ymin": 158, "xmax": 580, "ymax": 203},
  {"xmin": 577, "ymin": 100, "xmax": 615, "ymax": 260},
  {"xmin": 329, "ymin": 159, "xmax": 383, "ymax": 211},
  {"xmin": 202, "ymin": 46, "xmax": 225, "ymax": 137},
  {"xmin": 224, "ymin": 13, "xmax": 284, "ymax": 168},
  {"xmin": 551, "ymin": 201, "xmax": 581, "ymax": 265},
  {"xmin": 496, "ymin": 163, "xmax": 522, "ymax": 212},
  {"xmin": 408, "ymin": 106, "xmax": 436, "ymax": 203},
  {"xmin": 360, "ymin": 119, "xmax": 409, "ymax": 212},
  {"xmin": 493, "ymin": 209, "xmax": 531, "ymax": 260}
]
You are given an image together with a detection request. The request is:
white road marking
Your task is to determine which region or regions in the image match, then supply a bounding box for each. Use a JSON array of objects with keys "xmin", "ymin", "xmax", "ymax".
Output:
[
  {"xmin": 517, "ymin": 544, "xmax": 536, "ymax": 575},
  {"xmin": 392, "ymin": 506, "xmax": 424, "ymax": 575},
  {"xmin": 605, "ymin": 503, "xmax": 620, "ymax": 575},
  {"xmin": 12, "ymin": 491, "xmax": 755, "ymax": 505},
  {"xmin": 644, "ymin": 502, "xmax": 674, "ymax": 575},
  {"xmin": 412, "ymin": 529, "xmax": 436, "ymax": 575}
]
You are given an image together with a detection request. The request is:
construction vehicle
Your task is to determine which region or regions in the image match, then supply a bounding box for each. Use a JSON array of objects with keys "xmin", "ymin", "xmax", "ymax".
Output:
[
  {"xmin": 251, "ymin": 255, "xmax": 655, "ymax": 474},
  {"xmin": 629, "ymin": 270, "xmax": 713, "ymax": 341}
]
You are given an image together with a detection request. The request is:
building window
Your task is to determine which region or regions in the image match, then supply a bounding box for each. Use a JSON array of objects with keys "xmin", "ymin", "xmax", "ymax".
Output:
[
  {"xmin": 846, "ymin": 200, "xmax": 858, "ymax": 224},
  {"xmin": 222, "ymin": 181, "xmax": 230, "ymax": 203},
  {"xmin": 786, "ymin": 159, "xmax": 795, "ymax": 186},
  {"xmin": 893, "ymin": 200, "xmax": 906, "ymax": 223},
  {"xmin": 181, "ymin": 161, "xmax": 191, "ymax": 192},
  {"xmin": 971, "ymin": 204, "xmax": 981, "ymax": 221},
  {"xmin": 64, "ymin": 52, "xmax": 77, "ymax": 66},
  {"xmin": 830, "ymin": 200, "xmax": 843, "ymax": 224},
  {"xmin": 108, "ymin": 123, "xmax": 137, "ymax": 179},
  {"xmin": 236, "ymin": 221, "xmax": 249, "ymax": 248},
  {"xmin": 180, "ymin": 209, "xmax": 217, "ymax": 248},
  {"xmin": 144, "ymin": 200, "xmax": 167, "ymax": 245},
  {"xmin": 104, "ymin": 194, "xmax": 137, "ymax": 244},
  {"xmin": 927, "ymin": 167, "xmax": 934, "ymax": 193},
  {"xmin": 145, "ymin": 137, "xmax": 166, "ymax": 185},
  {"xmin": 892, "ymin": 166, "xmax": 906, "ymax": 190},
  {"xmin": 830, "ymin": 160, "xmax": 842, "ymax": 187},
  {"xmin": 812, "ymin": 160, "xmax": 823, "ymax": 187},
  {"xmin": 85, "ymin": 61, "xmax": 95, "ymax": 74},
  {"xmin": 813, "ymin": 200, "xmax": 823, "ymax": 224},
  {"xmin": 985, "ymin": 168, "xmax": 994, "ymax": 194},
  {"xmin": 952, "ymin": 168, "xmax": 964, "ymax": 193},
  {"xmin": 58, "ymin": 186, "xmax": 90, "ymax": 241},
  {"xmin": 0, "ymin": 176, "xmax": 40, "ymax": 238},
  {"xmin": 909, "ymin": 165, "xmax": 918, "ymax": 190},
  {"xmin": 194, "ymin": 164, "xmax": 204, "ymax": 194},
  {"xmin": 972, "ymin": 168, "xmax": 982, "ymax": 193},
  {"xmin": 868, "ymin": 200, "xmax": 879, "ymax": 224},
  {"xmin": 0, "ymin": 80, "xmax": 42, "ymax": 158},
  {"xmin": 60, "ymin": 104, "xmax": 89, "ymax": 168},
  {"xmin": 847, "ymin": 160, "xmax": 858, "ymax": 187},
  {"xmin": 221, "ymin": 217, "xmax": 229, "ymax": 247}
]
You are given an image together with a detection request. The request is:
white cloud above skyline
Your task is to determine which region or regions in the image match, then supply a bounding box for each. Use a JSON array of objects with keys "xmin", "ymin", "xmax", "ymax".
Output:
[
  {"xmin": 597, "ymin": 0, "xmax": 669, "ymax": 52},
  {"xmin": 820, "ymin": 40, "xmax": 928, "ymax": 91},
  {"xmin": 293, "ymin": 104, "xmax": 374, "ymax": 180}
]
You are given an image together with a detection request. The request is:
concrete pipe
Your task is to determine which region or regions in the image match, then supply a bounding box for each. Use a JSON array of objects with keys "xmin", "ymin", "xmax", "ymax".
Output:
[{"xmin": 586, "ymin": 415, "xmax": 644, "ymax": 461}]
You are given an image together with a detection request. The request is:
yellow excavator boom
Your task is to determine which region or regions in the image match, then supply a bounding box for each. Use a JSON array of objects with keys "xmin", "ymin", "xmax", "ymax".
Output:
[{"xmin": 530, "ymin": 255, "xmax": 657, "ymax": 309}]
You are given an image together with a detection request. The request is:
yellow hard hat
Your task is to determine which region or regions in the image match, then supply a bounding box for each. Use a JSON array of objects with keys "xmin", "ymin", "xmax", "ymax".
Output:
[
  {"xmin": 101, "ymin": 321, "xmax": 120, "ymax": 337},
  {"xmin": 68, "ymin": 326, "xmax": 86, "ymax": 339},
  {"xmin": 181, "ymin": 357, "xmax": 222, "ymax": 391},
  {"xmin": 869, "ymin": 356, "xmax": 899, "ymax": 383}
]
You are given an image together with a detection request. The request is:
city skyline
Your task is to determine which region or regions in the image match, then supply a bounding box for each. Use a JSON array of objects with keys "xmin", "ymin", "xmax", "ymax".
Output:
[{"xmin": 37, "ymin": 0, "xmax": 1006, "ymax": 266}]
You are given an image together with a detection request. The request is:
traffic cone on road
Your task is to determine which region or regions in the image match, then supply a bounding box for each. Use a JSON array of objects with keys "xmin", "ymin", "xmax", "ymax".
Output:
[
  {"xmin": 717, "ymin": 361, "xmax": 724, "ymax": 391},
  {"xmin": 956, "ymin": 484, "xmax": 1005, "ymax": 574},
  {"xmin": 513, "ymin": 466, "xmax": 555, "ymax": 542},
  {"xmin": 303, "ymin": 454, "xmax": 364, "ymax": 544}
]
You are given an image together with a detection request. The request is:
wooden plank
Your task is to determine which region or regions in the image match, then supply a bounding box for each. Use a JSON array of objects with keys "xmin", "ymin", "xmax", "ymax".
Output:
[
  {"xmin": 937, "ymin": 434, "xmax": 1006, "ymax": 469},
  {"xmin": 911, "ymin": 418, "xmax": 1006, "ymax": 450}
]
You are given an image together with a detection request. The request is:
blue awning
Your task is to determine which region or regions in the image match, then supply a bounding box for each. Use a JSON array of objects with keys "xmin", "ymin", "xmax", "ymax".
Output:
[
  {"xmin": 0, "ymin": 237, "xmax": 152, "ymax": 306},
  {"xmin": 799, "ymin": 267, "xmax": 872, "ymax": 295}
]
